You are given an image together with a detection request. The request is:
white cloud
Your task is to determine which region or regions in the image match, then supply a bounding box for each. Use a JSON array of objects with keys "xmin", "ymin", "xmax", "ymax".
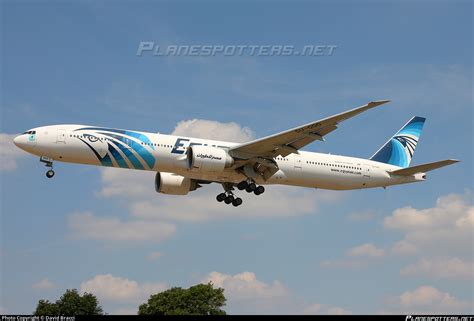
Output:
[
  {"xmin": 200, "ymin": 271, "xmax": 302, "ymax": 314},
  {"xmin": 384, "ymin": 193, "xmax": 473, "ymax": 257},
  {"xmin": 80, "ymin": 274, "xmax": 167, "ymax": 304},
  {"xmin": 68, "ymin": 212, "xmax": 176, "ymax": 243},
  {"xmin": 202, "ymin": 271, "xmax": 289, "ymax": 300},
  {"xmin": 391, "ymin": 240, "xmax": 418, "ymax": 256},
  {"xmin": 456, "ymin": 209, "xmax": 474, "ymax": 228},
  {"xmin": 0, "ymin": 133, "xmax": 27, "ymax": 171},
  {"xmin": 347, "ymin": 243, "xmax": 385, "ymax": 257},
  {"xmin": 321, "ymin": 243, "xmax": 384, "ymax": 269},
  {"xmin": 385, "ymin": 286, "xmax": 473, "ymax": 314},
  {"xmin": 384, "ymin": 193, "xmax": 472, "ymax": 230},
  {"xmin": 32, "ymin": 278, "xmax": 56, "ymax": 290},
  {"xmin": 131, "ymin": 186, "xmax": 339, "ymax": 221},
  {"xmin": 76, "ymin": 269, "xmax": 355, "ymax": 315},
  {"xmin": 98, "ymin": 167, "xmax": 341, "ymax": 222},
  {"xmin": 171, "ymin": 119, "xmax": 255, "ymax": 143},
  {"xmin": 400, "ymin": 257, "xmax": 474, "ymax": 280},
  {"xmin": 146, "ymin": 251, "xmax": 163, "ymax": 261},
  {"xmin": 303, "ymin": 303, "xmax": 352, "ymax": 315},
  {"xmin": 98, "ymin": 168, "xmax": 152, "ymax": 199}
]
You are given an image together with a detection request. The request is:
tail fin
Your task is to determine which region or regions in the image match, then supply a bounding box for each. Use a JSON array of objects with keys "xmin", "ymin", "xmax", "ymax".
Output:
[{"xmin": 370, "ymin": 116, "xmax": 426, "ymax": 168}]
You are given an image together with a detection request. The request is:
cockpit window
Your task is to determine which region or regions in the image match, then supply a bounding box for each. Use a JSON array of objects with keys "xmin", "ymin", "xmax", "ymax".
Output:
[{"xmin": 22, "ymin": 130, "xmax": 36, "ymax": 135}]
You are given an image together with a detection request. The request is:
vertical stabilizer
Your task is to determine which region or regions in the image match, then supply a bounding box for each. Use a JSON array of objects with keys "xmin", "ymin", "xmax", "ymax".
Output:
[{"xmin": 370, "ymin": 116, "xmax": 426, "ymax": 168}]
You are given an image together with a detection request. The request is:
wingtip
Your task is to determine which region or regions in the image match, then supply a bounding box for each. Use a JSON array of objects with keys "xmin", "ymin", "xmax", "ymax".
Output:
[
  {"xmin": 371, "ymin": 99, "xmax": 391, "ymax": 105},
  {"xmin": 368, "ymin": 100, "xmax": 391, "ymax": 107}
]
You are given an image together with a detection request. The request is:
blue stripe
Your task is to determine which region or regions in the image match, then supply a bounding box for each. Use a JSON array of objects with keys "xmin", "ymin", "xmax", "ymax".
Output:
[
  {"xmin": 101, "ymin": 153, "xmax": 113, "ymax": 167},
  {"xmin": 76, "ymin": 127, "xmax": 155, "ymax": 150},
  {"xmin": 108, "ymin": 144, "xmax": 129, "ymax": 168},
  {"xmin": 110, "ymin": 141, "xmax": 144, "ymax": 170},
  {"xmin": 98, "ymin": 132, "xmax": 155, "ymax": 169}
]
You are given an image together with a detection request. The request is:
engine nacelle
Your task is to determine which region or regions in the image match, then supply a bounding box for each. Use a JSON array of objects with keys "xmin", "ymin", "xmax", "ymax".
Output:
[
  {"xmin": 187, "ymin": 145, "xmax": 234, "ymax": 172},
  {"xmin": 155, "ymin": 172, "xmax": 198, "ymax": 195}
]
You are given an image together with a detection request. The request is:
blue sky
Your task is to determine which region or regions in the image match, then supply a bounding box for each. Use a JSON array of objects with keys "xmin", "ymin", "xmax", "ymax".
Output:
[{"xmin": 1, "ymin": 0, "xmax": 472, "ymax": 315}]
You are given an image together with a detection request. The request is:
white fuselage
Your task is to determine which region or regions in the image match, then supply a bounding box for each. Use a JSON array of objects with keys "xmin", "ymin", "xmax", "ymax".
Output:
[{"xmin": 13, "ymin": 124, "xmax": 423, "ymax": 190}]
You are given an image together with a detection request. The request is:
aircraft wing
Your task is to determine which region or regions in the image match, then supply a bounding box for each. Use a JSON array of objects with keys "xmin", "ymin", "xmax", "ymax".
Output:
[{"xmin": 229, "ymin": 100, "xmax": 390, "ymax": 159}]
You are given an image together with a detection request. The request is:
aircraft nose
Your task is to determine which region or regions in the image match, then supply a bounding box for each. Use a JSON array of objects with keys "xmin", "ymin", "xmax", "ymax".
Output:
[
  {"xmin": 13, "ymin": 134, "xmax": 27, "ymax": 149},
  {"xmin": 13, "ymin": 135, "xmax": 22, "ymax": 147}
]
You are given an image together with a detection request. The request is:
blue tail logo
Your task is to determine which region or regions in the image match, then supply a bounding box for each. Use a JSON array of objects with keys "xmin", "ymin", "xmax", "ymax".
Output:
[{"xmin": 370, "ymin": 116, "xmax": 425, "ymax": 168}]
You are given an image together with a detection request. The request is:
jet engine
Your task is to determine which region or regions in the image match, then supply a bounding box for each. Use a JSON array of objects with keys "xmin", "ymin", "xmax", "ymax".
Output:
[
  {"xmin": 187, "ymin": 145, "xmax": 234, "ymax": 172},
  {"xmin": 155, "ymin": 172, "xmax": 199, "ymax": 195}
]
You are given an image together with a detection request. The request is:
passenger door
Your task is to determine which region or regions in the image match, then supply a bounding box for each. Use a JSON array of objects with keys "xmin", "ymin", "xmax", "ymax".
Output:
[
  {"xmin": 362, "ymin": 163, "xmax": 371, "ymax": 187},
  {"xmin": 56, "ymin": 129, "xmax": 67, "ymax": 143},
  {"xmin": 293, "ymin": 154, "xmax": 303, "ymax": 179}
]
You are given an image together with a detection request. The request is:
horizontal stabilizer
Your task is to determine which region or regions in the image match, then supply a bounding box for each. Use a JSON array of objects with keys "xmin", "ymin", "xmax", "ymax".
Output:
[{"xmin": 389, "ymin": 159, "xmax": 460, "ymax": 176}]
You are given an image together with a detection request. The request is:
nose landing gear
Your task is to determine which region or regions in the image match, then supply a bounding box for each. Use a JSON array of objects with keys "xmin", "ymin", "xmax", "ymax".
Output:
[
  {"xmin": 40, "ymin": 156, "xmax": 55, "ymax": 179},
  {"xmin": 46, "ymin": 169, "xmax": 55, "ymax": 178}
]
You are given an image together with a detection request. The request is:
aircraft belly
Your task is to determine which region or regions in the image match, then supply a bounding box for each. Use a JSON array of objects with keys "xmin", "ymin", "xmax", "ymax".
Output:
[{"xmin": 298, "ymin": 167, "xmax": 366, "ymax": 190}]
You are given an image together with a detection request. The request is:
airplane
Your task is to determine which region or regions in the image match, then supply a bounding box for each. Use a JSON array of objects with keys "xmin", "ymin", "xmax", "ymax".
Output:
[{"xmin": 13, "ymin": 100, "xmax": 459, "ymax": 207}]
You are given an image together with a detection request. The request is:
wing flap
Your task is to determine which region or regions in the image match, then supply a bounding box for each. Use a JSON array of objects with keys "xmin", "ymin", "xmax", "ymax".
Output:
[{"xmin": 389, "ymin": 159, "xmax": 460, "ymax": 176}]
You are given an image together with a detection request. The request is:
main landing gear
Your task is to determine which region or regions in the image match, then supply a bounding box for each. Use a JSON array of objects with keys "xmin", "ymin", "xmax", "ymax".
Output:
[
  {"xmin": 236, "ymin": 180, "xmax": 265, "ymax": 195},
  {"xmin": 40, "ymin": 156, "xmax": 55, "ymax": 178},
  {"xmin": 216, "ymin": 180, "xmax": 265, "ymax": 207},
  {"xmin": 216, "ymin": 192, "xmax": 243, "ymax": 207}
]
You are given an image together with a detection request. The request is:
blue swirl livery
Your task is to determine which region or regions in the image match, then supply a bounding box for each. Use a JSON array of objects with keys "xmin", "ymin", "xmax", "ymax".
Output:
[
  {"xmin": 370, "ymin": 116, "xmax": 426, "ymax": 168},
  {"xmin": 73, "ymin": 127, "xmax": 156, "ymax": 170}
]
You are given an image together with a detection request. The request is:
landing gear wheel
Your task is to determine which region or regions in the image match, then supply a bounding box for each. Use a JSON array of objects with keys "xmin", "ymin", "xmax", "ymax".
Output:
[
  {"xmin": 216, "ymin": 193, "xmax": 226, "ymax": 202},
  {"xmin": 254, "ymin": 186, "xmax": 265, "ymax": 195},
  {"xmin": 224, "ymin": 195, "xmax": 234, "ymax": 204},
  {"xmin": 246, "ymin": 183, "xmax": 256, "ymax": 193},
  {"xmin": 46, "ymin": 170, "xmax": 55, "ymax": 178},
  {"xmin": 237, "ymin": 181, "xmax": 248, "ymax": 190},
  {"xmin": 232, "ymin": 197, "xmax": 243, "ymax": 207}
]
